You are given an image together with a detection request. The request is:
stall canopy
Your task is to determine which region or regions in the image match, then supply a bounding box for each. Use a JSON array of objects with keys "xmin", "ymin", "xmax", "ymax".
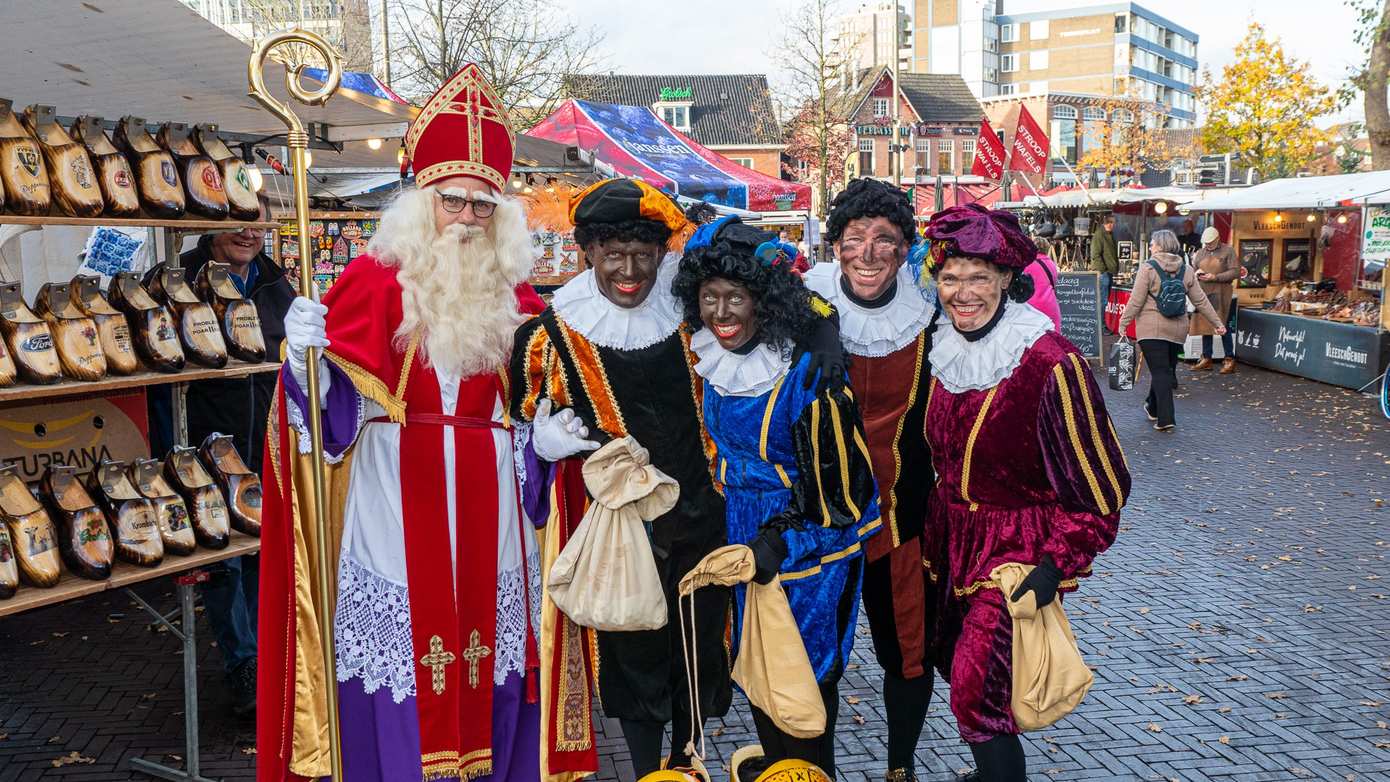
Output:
[
  {"xmin": 1191, "ymin": 171, "xmax": 1390, "ymax": 211},
  {"xmin": 914, "ymin": 183, "xmax": 1001, "ymax": 215},
  {"xmin": 528, "ymin": 99, "xmax": 811, "ymax": 213}
]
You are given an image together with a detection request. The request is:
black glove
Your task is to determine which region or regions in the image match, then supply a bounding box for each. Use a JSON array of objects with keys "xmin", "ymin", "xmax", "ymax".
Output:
[
  {"xmin": 748, "ymin": 526, "xmax": 789, "ymax": 585},
  {"xmin": 793, "ymin": 309, "xmax": 847, "ymax": 394},
  {"xmin": 1010, "ymin": 555, "xmax": 1064, "ymax": 608}
]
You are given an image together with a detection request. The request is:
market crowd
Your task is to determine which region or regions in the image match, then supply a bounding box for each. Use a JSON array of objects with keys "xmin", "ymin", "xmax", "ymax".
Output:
[{"xmin": 254, "ymin": 65, "xmax": 1131, "ymax": 782}]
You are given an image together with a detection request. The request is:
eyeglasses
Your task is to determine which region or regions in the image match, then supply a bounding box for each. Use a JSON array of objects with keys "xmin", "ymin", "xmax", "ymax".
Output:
[
  {"xmin": 436, "ymin": 192, "xmax": 496, "ymax": 218},
  {"xmin": 937, "ymin": 273, "xmax": 1004, "ymax": 292}
]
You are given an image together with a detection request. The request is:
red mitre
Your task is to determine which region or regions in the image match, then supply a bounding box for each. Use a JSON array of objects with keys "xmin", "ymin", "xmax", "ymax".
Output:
[{"xmin": 401, "ymin": 64, "xmax": 515, "ymax": 191}]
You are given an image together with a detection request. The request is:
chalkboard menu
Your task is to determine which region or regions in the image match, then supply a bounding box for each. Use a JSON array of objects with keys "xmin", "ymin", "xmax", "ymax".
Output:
[
  {"xmin": 1055, "ymin": 271, "xmax": 1103, "ymax": 359},
  {"xmin": 275, "ymin": 211, "xmax": 379, "ymax": 296}
]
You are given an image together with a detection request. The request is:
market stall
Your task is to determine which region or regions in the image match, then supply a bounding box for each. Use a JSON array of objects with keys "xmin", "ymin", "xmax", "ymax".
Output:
[{"xmin": 1193, "ymin": 171, "xmax": 1390, "ymax": 388}]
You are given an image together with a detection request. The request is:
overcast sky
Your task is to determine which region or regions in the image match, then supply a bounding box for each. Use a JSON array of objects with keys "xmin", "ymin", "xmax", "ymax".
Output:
[{"xmin": 561, "ymin": 0, "xmax": 1364, "ymax": 121}]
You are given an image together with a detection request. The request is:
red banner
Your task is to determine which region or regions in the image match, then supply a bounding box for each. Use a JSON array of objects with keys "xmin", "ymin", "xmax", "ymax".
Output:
[
  {"xmin": 971, "ymin": 120, "xmax": 1006, "ymax": 180},
  {"xmin": 1009, "ymin": 106, "xmax": 1049, "ymax": 175}
]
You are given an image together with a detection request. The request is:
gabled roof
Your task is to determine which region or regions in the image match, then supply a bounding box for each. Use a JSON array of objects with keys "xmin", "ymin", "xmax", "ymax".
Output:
[
  {"xmin": 562, "ymin": 73, "xmax": 782, "ymax": 147},
  {"xmin": 898, "ymin": 73, "xmax": 983, "ymax": 123}
]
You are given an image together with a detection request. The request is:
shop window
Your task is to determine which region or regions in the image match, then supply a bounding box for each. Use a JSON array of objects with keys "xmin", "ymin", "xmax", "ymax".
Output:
[
  {"xmin": 858, "ymin": 139, "xmax": 874, "ymax": 176},
  {"xmin": 1082, "ymin": 107, "xmax": 1107, "ymax": 121},
  {"xmin": 1052, "ymin": 105, "xmax": 1078, "ymax": 120},
  {"xmin": 874, "ymin": 97, "xmax": 890, "ymax": 118},
  {"xmin": 937, "ymin": 140, "xmax": 954, "ymax": 176},
  {"xmin": 961, "ymin": 140, "xmax": 976, "ymax": 174}
]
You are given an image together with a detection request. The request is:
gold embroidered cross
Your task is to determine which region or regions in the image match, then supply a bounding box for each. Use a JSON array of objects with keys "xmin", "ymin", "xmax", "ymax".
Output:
[
  {"xmin": 461, "ymin": 629, "xmax": 492, "ymax": 690},
  {"xmin": 419, "ymin": 635, "xmax": 456, "ymax": 695}
]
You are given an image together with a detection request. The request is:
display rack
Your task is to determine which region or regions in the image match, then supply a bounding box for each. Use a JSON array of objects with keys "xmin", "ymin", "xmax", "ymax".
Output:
[{"xmin": 0, "ymin": 211, "xmax": 277, "ymax": 782}]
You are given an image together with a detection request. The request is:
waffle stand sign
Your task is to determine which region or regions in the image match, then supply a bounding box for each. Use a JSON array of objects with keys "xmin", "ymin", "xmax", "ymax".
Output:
[{"xmin": 0, "ymin": 392, "xmax": 149, "ymax": 482}]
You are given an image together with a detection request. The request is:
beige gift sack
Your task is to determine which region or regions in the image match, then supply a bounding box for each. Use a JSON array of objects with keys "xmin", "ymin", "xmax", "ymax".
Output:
[
  {"xmin": 732, "ymin": 574, "xmax": 826, "ymax": 739},
  {"xmin": 547, "ymin": 436, "xmax": 679, "ymax": 631},
  {"xmin": 992, "ymin": 562, "xmax": 1094, "ymax": 731}
]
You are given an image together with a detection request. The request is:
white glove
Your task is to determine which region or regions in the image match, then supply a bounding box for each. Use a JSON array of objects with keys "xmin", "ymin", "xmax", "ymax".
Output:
[
  {"xmin": 532, "ymin": 399, "xmax": 599, "ymax": 462},
  {"xmin": 283, "ymin": 296, "xmax": 331, "ymax": 404}
]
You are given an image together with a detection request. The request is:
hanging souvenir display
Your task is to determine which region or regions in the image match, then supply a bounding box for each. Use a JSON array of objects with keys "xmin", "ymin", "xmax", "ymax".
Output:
[
  {"xmin": 195, "ymin": 261, "xmax": 265, "ymax": 362},
  {"xmin": 143, "ymin": 264, "xmax": 226, "ymax": 368},
  {"xmin": 21, "ymin": 105, "xmax": 104, "ymax": 218},
  {"xmin": 128, "ymin": 458, "xmax": 196, "ymax": 556},
  {"xmin": 157, "ymin": 123, "xmax": 227, "ymax": 220},
  {"xmin": 32, "ymin": 282, "xmax": 107, "ymax": 381},
  {"xmin": 193, "ymin": 125, "xmax": 259, "ymax": 221},
  {"xmin": 70, "ymin": 116, "xmax": 140, "ymax": 218},
  {"xmin": 198, "ymin": 433, "xmax": 261, "ymax": 536},
  {"xmin": 107, "ymin": 271, "xmax": 186, "ymax": 372},
  {"xmin": 0, "ymin": 99, "xmax": 51, "ymax": 215},
  {"xmin": 162, "ymin": 447, "xmax": 230, "ymax": 549},
  {"xmin": 85, "ymin": 459, "xmax": 163, "ymax": 567},
  {"xmin": 39, "ymin": 465, "xmax": 113, "ymax": 581},
  {"xmin": 113, "ymin": 116, "xmax": 184, "ymax": 219},
  {"xmin": 70, "ymin": 274, "xmax": 138, "ymax": 375},
  {"xmin": 0, "ymin": 282, "xmax": 62, "ymax": 385},
  {"xmin": 0, "ymin": 465, "xmax": 60, "ymax": 587}
]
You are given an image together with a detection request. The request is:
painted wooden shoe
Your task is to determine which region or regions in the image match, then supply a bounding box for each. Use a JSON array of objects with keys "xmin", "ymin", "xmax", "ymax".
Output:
[
  {"xmin": 193, "ymin": 125, "xmax": 260, "ymax": 222},
  {"xmin": 22, "ymin": 104, "xmax": 104, "ymax": 218},
  {"xmin": 86, "ymin": 459, "xmax": 163, "ymax": 567},
  {"xmin": 70, "ymin": 116, "xmax": 140, "ymax": 218},
  {"xmin": 0, "ymin": 329, "xmax": 17, "ymax": 387},
  {"xmin": 107, "ymin": 272, "xmax": 186, "ymax": 372},
  {"xmin": 39, "ymin": 465, "xmax": 113, "ymax": 581},
  {"xmin": 157, "ymin": 123, "xmax": 228, "ymax": 220},
  {"xmin": 70, "ymin": 275, "xmax": 138, "ymax": 375},
  {"xmin": 113, "ymin": 115, "xmax": 184, "ymax": 219},
  {"xmin": 128, "ymin": 458, "xmax": 197, "ymax": 556},
  {"xmin": 0, "ymin": 465, "xmax": 60, "ymax": 588},
  {"xmin": 33, "ymin": 282, "xmax": 106, "ymax": 381},
  {"xmin": 145, "ymin": 264, "xmax": 227, "ymax": 368},
  {"xmin": 196, "ymin": 261, "xmax": 265, "ymax": 363},
  {"xmin": 0, "ymin": 282, "xmax": 63, "ymax": 385},
  {"xmin": 0, "ymin": 522, "xmax": 18, "ymax": 598},
  {"xmin": 163, "ymin": 447, "xmax": 230, "ymax": 549},
  {"xmin": 198, "ymin": 433, "xmax": 261, "ymax": 537},
  {"xmin": 0, "ymin": 99, "xmax": 52, "ymax": 215}
]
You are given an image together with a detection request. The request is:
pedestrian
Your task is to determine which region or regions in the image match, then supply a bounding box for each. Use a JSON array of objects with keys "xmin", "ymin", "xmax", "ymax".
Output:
[
  {"xmin": 1190, "ymin": 226, "xmax": 1238, "ymax": 373},
  {"xmin": 1118, "ymin": 229, "xmax": 1226, "ymax": 432},
  {"xmin": 1177, "ymin": 218, "xmax": 1202, "ymax": 256},
  {"xmin": 1027, "ymin": 236, "xmax": 1062, "ymax": 331},
  {"xmin": 673, "ymin": 222, "xmax": 878, "ymax": 782},
  {"xmin": 922, "ymin": 204, "xmax": 1130, "ymax": 782},
  {"xmin": 177, "ymin": 195, "xmax": 291, "ymax": 718},
  {"xmin": 1089, "ymin": 215, "xmax": 1118, "ymax": 333}
]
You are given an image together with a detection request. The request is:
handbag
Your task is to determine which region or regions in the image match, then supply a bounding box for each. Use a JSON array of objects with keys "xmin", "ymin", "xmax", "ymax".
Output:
[
  {"xmin": 992, "ymin": 563, "xmax": 1094, "ymax": 731},
  {"xmin": 546, "ymin": 436, "xmax": 677, "ymax": 632},
  {"xmin": 1107, "ymin": 339, "xmax": 1137, "ymax": 391}
]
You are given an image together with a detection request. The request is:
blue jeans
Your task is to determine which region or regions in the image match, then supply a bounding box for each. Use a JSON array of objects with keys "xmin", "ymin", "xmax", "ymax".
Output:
[
  {"xmin": 1099, "ymin": 273, "xmax": 1113, "ymax": 332},
  {"xmin": 201, "ymin": 554, "xmax": 259, "ymax": 674},
  {"xmin": 1201, "ymin": 333, "xmax": 1234, "ymax": 358}
]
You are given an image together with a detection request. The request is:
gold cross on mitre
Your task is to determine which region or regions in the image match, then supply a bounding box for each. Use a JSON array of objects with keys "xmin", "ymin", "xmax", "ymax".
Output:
[
  {"xmin": 461, "ymin": 629, "xmax": 492, "ymax": 690},
  {"xmin": 419, "ymin": 635, "xmax": 456, "ymax": 695}
]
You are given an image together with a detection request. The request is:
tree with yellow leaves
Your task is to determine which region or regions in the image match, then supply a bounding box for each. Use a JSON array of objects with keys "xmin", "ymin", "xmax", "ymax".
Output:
[
  {"xmin": 1076, "ymin": 92, "xmax": 1189, "ymax": 185},
  {"xmin": 1197, "ymin": 23, "xmax": 1336, "ymax": 179}
]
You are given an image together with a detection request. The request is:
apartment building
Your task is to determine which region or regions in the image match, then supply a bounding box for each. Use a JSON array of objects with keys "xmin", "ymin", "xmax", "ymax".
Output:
[
  {"xmin": 911, "ymin": 2, "xmax": 1198, "ymax": 128},
  {"xmin": 834, "ymin": 2, "xmax": 914, "ymax": 77},
  {"xmin": 179, "ymin": 0, "xmax": 374, "ymax": 72}
]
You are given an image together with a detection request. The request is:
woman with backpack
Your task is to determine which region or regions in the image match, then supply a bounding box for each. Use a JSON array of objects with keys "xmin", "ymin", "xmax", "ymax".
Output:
[{"xmin": 1119, "ymin": 229, "xmax": 1227, "ymax": 432}]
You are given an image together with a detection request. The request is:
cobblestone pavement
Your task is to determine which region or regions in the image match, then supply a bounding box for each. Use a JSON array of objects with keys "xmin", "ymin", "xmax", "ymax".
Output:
[{"xmin": 2, "ymin": 364, "xmax": 1390, "ymax": 781}]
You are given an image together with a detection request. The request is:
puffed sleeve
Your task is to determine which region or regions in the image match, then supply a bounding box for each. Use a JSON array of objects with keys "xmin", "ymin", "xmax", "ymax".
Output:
[
  {"xmin": 1036, "ymin": 352, "xmax": 1130, "ymax": 577},
  {"xmin": 509, "ymin": 314, "xmax": 556, "ymax": 423}
]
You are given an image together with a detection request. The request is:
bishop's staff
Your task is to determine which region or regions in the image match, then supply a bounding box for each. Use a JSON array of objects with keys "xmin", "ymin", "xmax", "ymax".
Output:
[{"xmin": 248, "ymin": 30, "xmax": 345, "ymax": 782}]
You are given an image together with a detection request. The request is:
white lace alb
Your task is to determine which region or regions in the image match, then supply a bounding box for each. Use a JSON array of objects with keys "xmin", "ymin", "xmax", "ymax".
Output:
[
  {"xmin": 689, "ymin": 327, "xmax": 791, "ymax": 397},
  {"xmin": 550, "ymin": 253, "xmax": 682, "ymax": 350},
  {"xmin": 929, "ymin": 303, "xmax": 1054, "ymax": 394},
  {"xmin": 802, "ymin": 262, "xmax": 934, "ymax": 357}
]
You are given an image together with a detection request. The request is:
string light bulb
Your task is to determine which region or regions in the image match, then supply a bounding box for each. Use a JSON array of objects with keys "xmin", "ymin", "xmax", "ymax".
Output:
[
  {"xmin": 366, "ymin": 138, "xmax": 383, "ymax": 151},
  {"xmin": 1154, "ymin": 201, "xmax": 1169, "ymax": 214},
  {"xmin": 1274, "ymin": 211, "xmax": 1282, "ymax": 222},
  {"xmin": 1338, "ymin": 213, "xmax": 1349, "ymax": 224},
  {"xmin": 1306, "ymin": 213, "xmax": 1316, "ymax": 222}
]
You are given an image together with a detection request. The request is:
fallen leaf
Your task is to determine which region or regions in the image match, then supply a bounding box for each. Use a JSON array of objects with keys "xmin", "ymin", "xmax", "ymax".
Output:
[
  {"xmin": 1218, "ymin": 706, "xmax": 1232, "ymax": 713},
  {"xmin": 1146, "ymin": 723, "xmax": 1163, "ymax": 732},
  {"xmin": 1227, "ymin": 674, "xmax": 1249, "ymax": 682},
  {"xmin": 1183, "ymin": 694, "xmax": 1202, "ymax": 705},
  {"xmin": 852, "ymin": 715, "xmax": 865, "ymax": 726},
  {"xmin": 1266, "ymin": 692, "xmax": 1289, "ymax": 700},
  {"xmin": 1361, "ymin": 700, "xmax": 1385, "ymax": 707},
  {"xmin": 845, "ymin": 695, "xmax": 861, "ymax": 705},
  {"xmin": 50, "ymin": 752, "xmax": 95, "ymax": 768},
  {"xmin": 1218, "ymin": 736, "xmax": 1230, "ymax": 745},
  {"xmin": 241, "ymin": 747, "xmax": 258, "ymax": 755}
]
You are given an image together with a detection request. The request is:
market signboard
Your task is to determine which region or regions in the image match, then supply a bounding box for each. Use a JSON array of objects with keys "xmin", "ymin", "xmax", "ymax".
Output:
[
  {"xmin": 1237, "ymin": 239, "xmax": 1271, "ymax": 288},
  {"xmin": 1362, "ymin": 206, "xmax": 1390, "ymax": 268},
  {"xmin": 1235, "ymin": 309, "xmax": 1390, "ymax": 389},
  {"xmin": 0, "ymin": 392, "xmax": 149, "ymax": 482},
  {"xmin": 1055, "ymin": 271, "xmax": 1103, "ymax": 358}
]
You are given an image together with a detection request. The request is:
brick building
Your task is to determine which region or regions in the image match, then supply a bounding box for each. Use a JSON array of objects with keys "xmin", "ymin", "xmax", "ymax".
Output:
[{"xmin": 846, "ymin": 67, "xmax": 985, "ymax": 183}]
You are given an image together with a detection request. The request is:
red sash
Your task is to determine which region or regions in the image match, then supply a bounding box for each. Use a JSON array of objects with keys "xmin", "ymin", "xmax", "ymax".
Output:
[{"xmin": 399, "ymin": 364, "xmax": 503, "ymax": 780}]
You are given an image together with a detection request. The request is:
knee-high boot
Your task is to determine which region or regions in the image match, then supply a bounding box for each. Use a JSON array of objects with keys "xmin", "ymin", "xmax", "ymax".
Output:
[{"xmin": 966, "ymin": 734, "xmax": 1025, "ymax": 782}]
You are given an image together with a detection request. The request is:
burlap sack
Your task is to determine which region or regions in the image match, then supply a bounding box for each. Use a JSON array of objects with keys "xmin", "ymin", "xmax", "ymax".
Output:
[
  {"xmin": 992, "ymin": 562, "xmax": 1094, "ymax": 731},
  {"xmin": 547, "ymin": 436, "xmax": 678, "ymax": 631},
  {"xmin": 732, "ymin": 575, "xmax": 826, "ymax": 738}
]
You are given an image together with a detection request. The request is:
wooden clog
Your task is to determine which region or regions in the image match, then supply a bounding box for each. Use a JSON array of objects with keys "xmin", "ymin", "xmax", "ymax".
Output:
[
  {"xmin": 128, "ymin": 458, "xmax": 196, "ymax": 556},
  {"xmin": 144, "ymin": 264, "xmax": 226, "ymax": 368},
  {"xmin": 113, "ymin": 116, "xmax": 184, "ymax": 219},
  {"xmin": 0, "ymin": 282, "xmax": 62, "ymax": 385},
  {"xmin": 70, "ymin": 116, "xmax": 140, "ymax": 218},
  {"xmin": 32, "ymin": 282, "xmax": 106, "ymax": 381},
  {"xmin": 157, "ymin": 123, "xmax": 228, "ymax": 220},
  {"xmin": 21, "ymin": 105, "xmax": 104, "ymax": 218},
  {"xmin": 39, "ymin": 465, "xmax": 112, "ymax": 581},
  {"xmin": 0, "ymin": 465, "xmax": 60, "ymax": 588},
  {"xmin": 0, "ymin": 522, "xmax": 19, "ymax": 598},
  {"xmin": 193, "ymin": 125, "xmax": 259, "ymax": 222},
  {"xmin": 85, "ymin": 459, "xmax": 163, "ymax": 567},
  {"xmin": 198, "ymin": 433, "xmax": 261, "ymax": 537},
  {"xmin": 195, "ymin": 261, "xmax": 265, "ymax": 363},
  {"xmin": 107, "ymin": 272, "xmax": 185, "ymax": 372},
  {"xmin": 70, "ymin": 275, "xmax": 138, "ymax": 375},
  {"xmin": 163, "ymin": 447, "xmax": 230, "ymax": 550},
  {"xmin": 0, "ymin": 99, "xmax": 51, "ymax": 216}
]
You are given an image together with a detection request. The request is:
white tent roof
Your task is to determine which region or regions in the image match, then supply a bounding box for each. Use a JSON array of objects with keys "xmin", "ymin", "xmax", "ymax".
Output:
[
  {"xmin": 1191, "ymin": 171, "xmax": 1390, "ymax": 211},
  {"xmin": 998, "ymin": 186, "xmax": 1225, "ymax": 210},
  {"xmin": 0, "ymin": 0, "xmax": 410, "ymax": 141}
]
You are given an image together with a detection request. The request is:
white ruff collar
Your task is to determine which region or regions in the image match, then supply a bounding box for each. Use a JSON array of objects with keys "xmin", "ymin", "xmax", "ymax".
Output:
[
  {"xmin": 929, "ymin": 303, "xmax": 1053, "ymax": 394},
  {"xmin": 690, "ymin": 327, "xmax": 791, "ymax": 397},
  {"xmin": 551, "ymin": 253, "xmax": 682, "ymax": 350},
  {"xmin": 802, "ymin": 263, "xmax": 934, "ymax": 357}
]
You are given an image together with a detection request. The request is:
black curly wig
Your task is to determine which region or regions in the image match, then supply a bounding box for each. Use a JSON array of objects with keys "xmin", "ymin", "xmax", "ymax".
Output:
[
  {"xmin": 573, "ymin": 218, "xmax": 672, "ymax": 252},
  {"xmin": 672, "ymin": 239, "xmax": 816, "ymax": 358},
  {"xmin": 825, "ymin": 178, "xmax": 916, "ymax": 244},
  {"xmin": 684, "ymin": 201, "xmax": 720, "ymax": 226}
]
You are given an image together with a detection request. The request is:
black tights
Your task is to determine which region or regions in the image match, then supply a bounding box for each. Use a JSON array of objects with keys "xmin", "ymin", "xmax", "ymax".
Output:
[
  {"xmin": 619, "ymin": 715, "xmax": 700, "ymax": 779},
  {"xmin": 968, "ymin": 734, "xmax": 1025, "ymax": 782},
  {"xmin": 750, "ymin": 679, "xmax": 841, "ymax": 779},
  {"xmin": 883, "ymin": 672, "xmax": 934, "ymax": 774}
]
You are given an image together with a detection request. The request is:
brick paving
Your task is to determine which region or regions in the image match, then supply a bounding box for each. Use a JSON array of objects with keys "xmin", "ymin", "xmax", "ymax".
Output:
[{"xmin": 3, "ymin": 364, "xmax": 1390, "ymax": 781}]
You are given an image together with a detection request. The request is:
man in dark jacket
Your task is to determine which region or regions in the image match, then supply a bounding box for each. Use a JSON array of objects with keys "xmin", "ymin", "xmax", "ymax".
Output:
[
  {"xmin": 1090, "ymin": 215, "xmax": 1119, "ymax": 333},
  {"xmin": 169, "ymin": 198, "xmax": 293, "ymax": 716}
]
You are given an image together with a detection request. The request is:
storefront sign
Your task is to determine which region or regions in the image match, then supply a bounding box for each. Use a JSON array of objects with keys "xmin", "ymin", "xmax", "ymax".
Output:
[
  {"xmin": 1237, "ymin": 239, "xmax": 1272, "ymax": 288},
  {"xmin": 1235, "ymin": 309, "xmax": 1390, "ymax": 389},
  {"xmin": 1252, "ymin": 220, "xmax": 1302, "ymax": 231},
  {"xmin": 916, "ymin": 125, "xmax": 943, "ymax": 136},
  {"xmin": 659, "ymin": 87, "xmax": 692, "ymax": 100},
  {"xmin": 953, "ymin": 126, "xmax": 977, "ymax": 135},
  {"xmin": 1056, "ymin": 271, "xmax": 1103, "ymax": 358},
  {"xmin": 1363, "ymin": 206, "xmax": 1390, "ymax": 266},
  {"xmin": 1104, "ymin": 287, "xmax": 1138, "ymax": 339},
  {"xmin": 0, "ymin": 392, "xmax": 149, "ymax": 481},
  {"xmin": 856, "ymin": 125, "xmax": 895, "ymax": 136}
]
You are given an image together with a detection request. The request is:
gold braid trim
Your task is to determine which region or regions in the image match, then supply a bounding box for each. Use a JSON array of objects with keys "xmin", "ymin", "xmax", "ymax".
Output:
[
  {"xmin": 887, "ymin": 333, "xmax": 927, "ymax": 548},
  {"xmin": 1051, "ymin": 363, "xmax": 1110, "ymax": 516},
  {"xmin": 1067, "ymin": 354, "xmax": 1125, "ymax": 510},
  {"xmin": 960, "ymin": 386, "xmax": 999, "ymax": 512},
  {"xmin": 324, "ymin": 350, "xmax": 406, "ymax": 423},
  {"xmin": 955, "ymin": 575, "xmax": 1081, "ymax": 598}
]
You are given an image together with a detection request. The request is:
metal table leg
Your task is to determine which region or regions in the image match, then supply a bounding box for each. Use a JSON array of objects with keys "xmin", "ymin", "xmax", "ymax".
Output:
[{"xmin": 128, "ymin": 573, "xmax": 219, "ymax": 782}]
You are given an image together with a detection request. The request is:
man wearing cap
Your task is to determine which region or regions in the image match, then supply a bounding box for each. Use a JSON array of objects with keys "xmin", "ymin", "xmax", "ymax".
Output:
[
  {"xmin": 258, "ymin": 64, "xmax": 579, "ymax": 782},
  {"xmin": 1191, "ymin": 226, "xmax": 1238, "ymax": 373},
  {"xmin": 802, "ymin": 178, "xmax": 943, "ymax": 782}
]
